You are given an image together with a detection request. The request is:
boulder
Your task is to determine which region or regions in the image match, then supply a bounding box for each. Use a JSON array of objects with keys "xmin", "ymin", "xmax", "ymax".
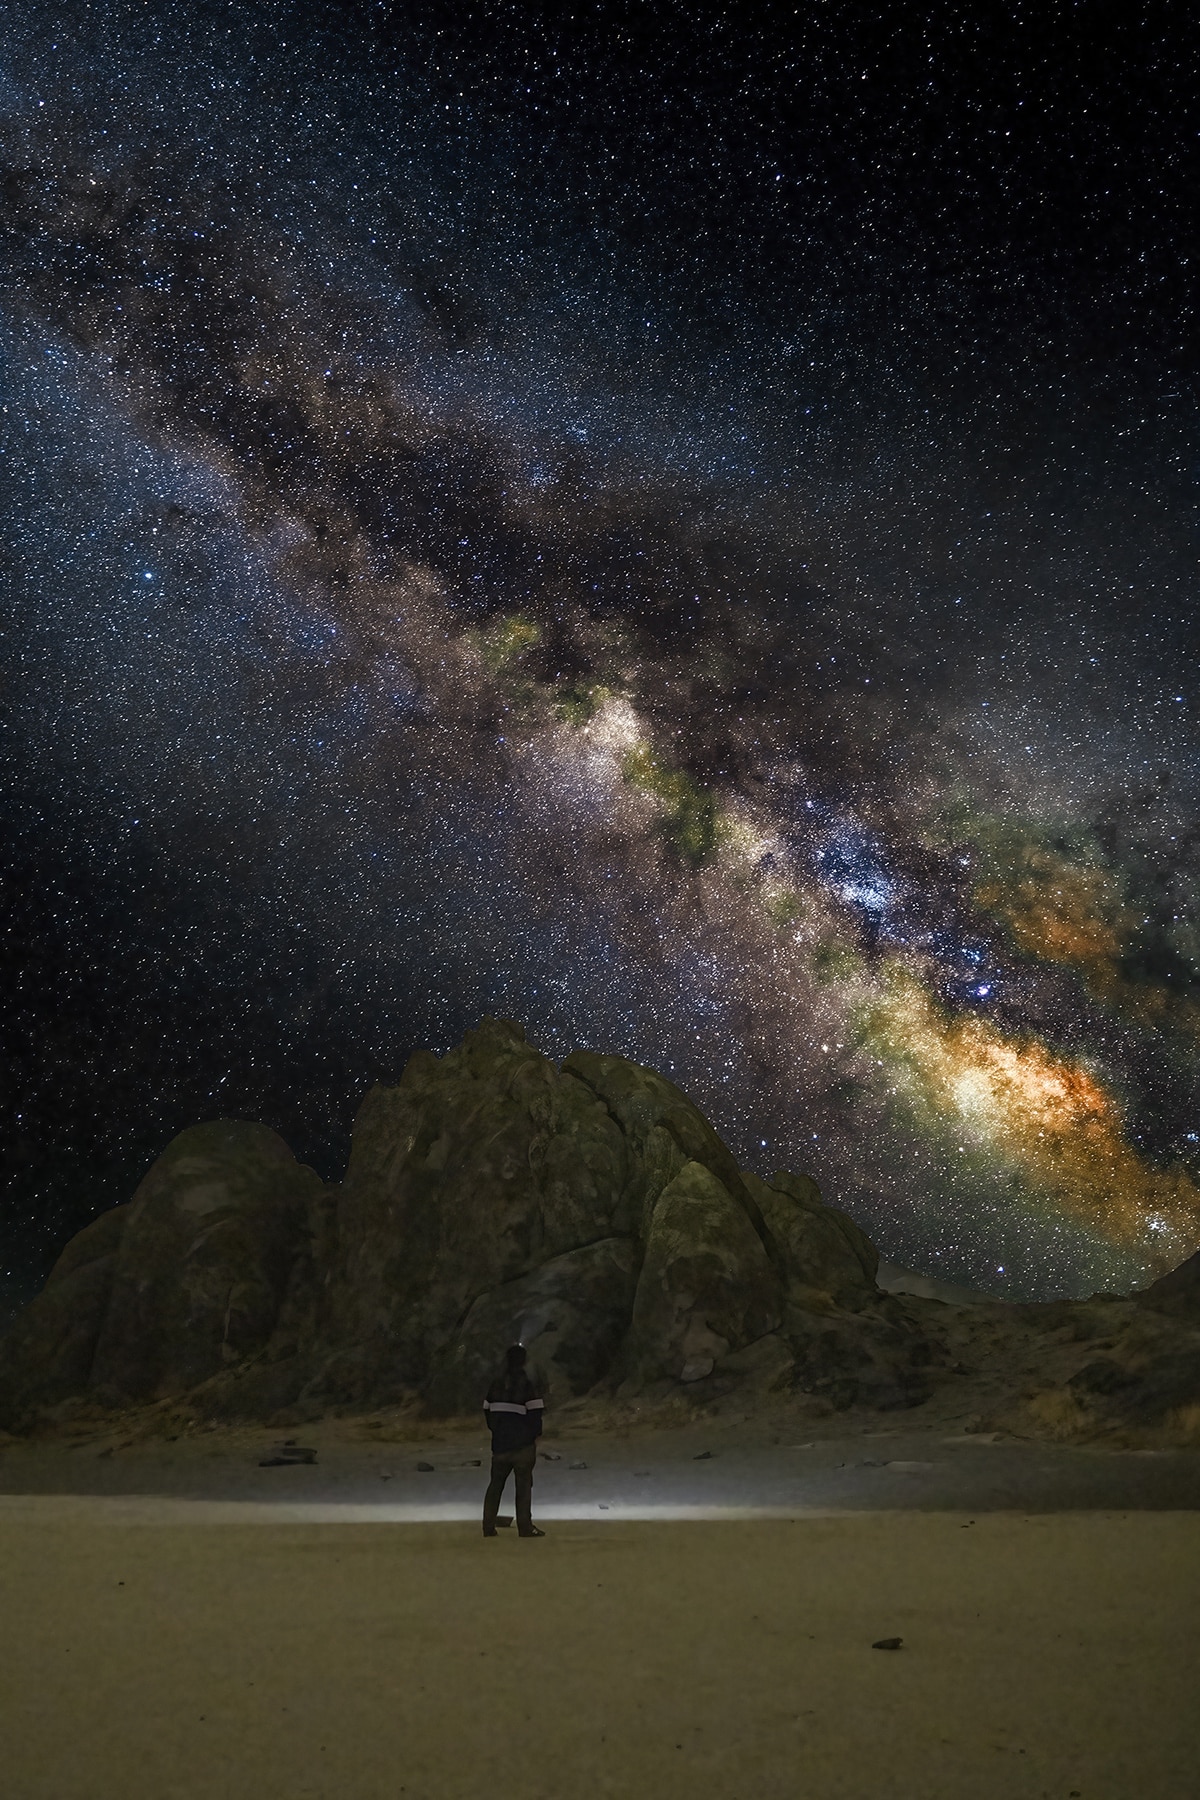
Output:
[
  {"xmin": 323, "ymin": 1018, "xmax": 635, "ymax": 1395},
  {"xmin": 564, "ymin": 1050, "xmax": 784, "ymax": 1274},
  {"xmin": 744, "ymin": 1170, "xmax": 879, "ymax": 1311},
  {"xmin": 618, "ymin": 1159, "xmax": 783, "ymax": 1392},
  {"xmin": 422, "ymin": 1235, "xmax": 639, "ymax": 1415},
  {"xmin": 88, "ymin": 1121, "xmax": 324, "ymax": 1402},
  {"xmin": 0, "ymin": 1206, "xmax": 131, "ymax": 1427},
  {"xmin": 45, "ymin": 1203, "xmax": 133, "ymax": 1285},
  {"xmin": 716, "ymin": 1330, "xmax": 797, "ymax": 1392},
  {"xmin": 0, "ymin": 1019, "xmax": 916, "ymax": 1424}
]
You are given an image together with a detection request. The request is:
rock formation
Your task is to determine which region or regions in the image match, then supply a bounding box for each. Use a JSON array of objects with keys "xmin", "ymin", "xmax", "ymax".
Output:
[
  {"xmin": 5, "ymin": 1017, "xmax": 1199, "ymax": 1441},
  {"xmin": 0, "ymin": 1121, "xmax": 325, "ymax": 1423},
  {"xmin": 1, "ymin": 1018, "xmax": 946, "ymax": 1428}
]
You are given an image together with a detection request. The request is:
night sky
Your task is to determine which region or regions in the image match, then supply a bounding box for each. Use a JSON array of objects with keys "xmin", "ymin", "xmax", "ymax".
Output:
[{"xmin": 2, "ymin": 0, "xmax": 1197, "ymax": 1314}]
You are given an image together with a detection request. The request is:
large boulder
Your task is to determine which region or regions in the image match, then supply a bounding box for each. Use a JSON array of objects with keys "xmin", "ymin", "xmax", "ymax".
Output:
[
  {"xmin": 563, "ymin": 1050, "xmax": 785, "ymax": 1276},
  {"xmin": 0, "ymin": 1019, "xmax": 914, "ymax": 1423},
  {"xmin": 0, "ymin": 1205, "xmax": 131, "ymax": 1427},
  {"xmin": 743, "ymin": 1170, "xmax": 879, "ymax": 1311},
  {"xmin": 88, "ymin": 1121, "xmax": 324, "ymax": 1402},
  {"xmin": 618, "ymin": 1159, "xmax": 783, "ymax": 1391},
  {"xmin": 422, "ymin": 1236, "xmax": 640, "ymax": 1415},
  {"xmin": 320, "ymin": 1018, "xmax": 636, "ymax": 1398}
]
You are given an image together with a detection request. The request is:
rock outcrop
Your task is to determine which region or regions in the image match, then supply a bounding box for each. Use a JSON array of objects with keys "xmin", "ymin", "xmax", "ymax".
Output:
[
  {"xmin": 0, "ymin": 1204, "xmax": 132, "ymax": 1419},
  {"xmin": 0, "ymin": 1018, "xmax": 920, "ymax": 1428},
  {"xmin": 0, "ymin": 1122, "xmax": 325, "ymax": 1424}
]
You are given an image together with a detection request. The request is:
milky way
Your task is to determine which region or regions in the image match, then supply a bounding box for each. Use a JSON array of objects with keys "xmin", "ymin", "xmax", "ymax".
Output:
[{"xmin": 2, "ymin": 1, "xmax": 1197, "ymax": 1308}]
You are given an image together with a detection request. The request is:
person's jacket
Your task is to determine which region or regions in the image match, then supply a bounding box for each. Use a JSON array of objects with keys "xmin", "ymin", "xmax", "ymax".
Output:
[{"xmin": 483, "ymin": 1369, "xmax": 544, "ymax": 1454}]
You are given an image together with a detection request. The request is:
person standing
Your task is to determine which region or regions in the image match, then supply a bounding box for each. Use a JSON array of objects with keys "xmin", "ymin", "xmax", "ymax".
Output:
[{"xmin": 482, "ymin": 1343, "xmax": 546, "ymax": 1538}]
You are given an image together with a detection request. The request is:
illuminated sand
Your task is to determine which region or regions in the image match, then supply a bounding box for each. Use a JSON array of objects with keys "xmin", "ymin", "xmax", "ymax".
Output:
[{"xmin": 1, "ymin": 1506, "xmax": 1196, "ymax": 1800}]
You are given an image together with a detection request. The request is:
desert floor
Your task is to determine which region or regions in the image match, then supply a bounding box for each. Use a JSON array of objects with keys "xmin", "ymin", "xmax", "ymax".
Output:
[
  {"xmin": 1, "ymin": 1504, "xmax": 1197, "ymax": 1800},
  {"xmin": 2, "ymin": 1406, "xmax": 1199, "ymax": 1799},
  {"xmin": 2, "ymin": 1397, "xmax": 1199, "ymax": 1510}
]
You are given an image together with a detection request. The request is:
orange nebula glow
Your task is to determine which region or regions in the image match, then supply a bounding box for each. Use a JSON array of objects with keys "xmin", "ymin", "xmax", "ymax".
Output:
[
  {"xmin": 972, "ymin": 843, "xmax": 1199, "ymax": 1042},
  {"xmin": 864, "ymin": 969, "xmax": 1200, "ymax": 1262},
  {"xmin": 974, "ymin": 847, "xmax": 1128, "ymax": 994}
]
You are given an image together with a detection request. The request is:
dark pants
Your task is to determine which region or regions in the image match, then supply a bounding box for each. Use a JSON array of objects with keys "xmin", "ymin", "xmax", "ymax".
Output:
[{"xmin": 483, "ymin": 1441, "xmax": 537, "ymax": 1533}]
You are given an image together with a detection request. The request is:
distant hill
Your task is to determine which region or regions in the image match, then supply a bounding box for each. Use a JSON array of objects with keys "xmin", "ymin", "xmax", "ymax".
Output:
[{"xmin": 876, "ymin": 1263, "xmax": 998, "ymax": 1307}]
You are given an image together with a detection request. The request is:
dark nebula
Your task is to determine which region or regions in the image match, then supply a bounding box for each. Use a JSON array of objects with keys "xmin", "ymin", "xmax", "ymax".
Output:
[{"xmin": 2, "ymin": 0, "xmax": 1197, "ymax": 1314}]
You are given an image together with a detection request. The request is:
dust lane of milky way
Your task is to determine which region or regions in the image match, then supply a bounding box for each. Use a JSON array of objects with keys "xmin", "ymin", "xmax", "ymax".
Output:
[{"xmin": 1, "ymin": 0, "xmax": 1197, "ymax": 1308}]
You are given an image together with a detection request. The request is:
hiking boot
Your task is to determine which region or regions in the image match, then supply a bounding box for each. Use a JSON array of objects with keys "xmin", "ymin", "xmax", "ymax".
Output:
[
  {"xmin": 482, "ymin": 1527, "xmax": 498, "ymax": 1537},
  {"xmin": 518, "ymin": 1526, "xmax": 546, "ymax": 1538}
]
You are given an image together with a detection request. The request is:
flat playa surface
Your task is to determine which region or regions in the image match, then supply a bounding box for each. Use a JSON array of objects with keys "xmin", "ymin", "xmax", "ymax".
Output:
[
  {"xmin": 3, "ymin": 1410, "xmax": 1197, "ymax": 1798},
  {"xmin": 2, "ymin": 1401, "xmax": 1199, "ymax": 1513},
  {"xmin": 1, "ymin": 1507, "xmax": 1197, "ymax": 1800}
]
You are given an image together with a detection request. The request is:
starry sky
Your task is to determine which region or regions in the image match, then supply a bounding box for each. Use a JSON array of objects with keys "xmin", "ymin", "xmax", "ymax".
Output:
[{"xmin": 2, "ymin": 0, "xmax": 1197, "ymax": 1314}]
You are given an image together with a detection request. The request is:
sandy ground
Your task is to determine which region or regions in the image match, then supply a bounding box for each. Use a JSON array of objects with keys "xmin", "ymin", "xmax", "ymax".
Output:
[
  {"xmin": 2, "ymin": 1399, "xmax": 1199, "ymax": 1512},
  {"xmin": 3, "ymin": 1406, "xmax": 1198, "ymax": 1798},
  {"xmin": 0, "ymin": 1507, "xmax": 1196, "ymax": 1800}
]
